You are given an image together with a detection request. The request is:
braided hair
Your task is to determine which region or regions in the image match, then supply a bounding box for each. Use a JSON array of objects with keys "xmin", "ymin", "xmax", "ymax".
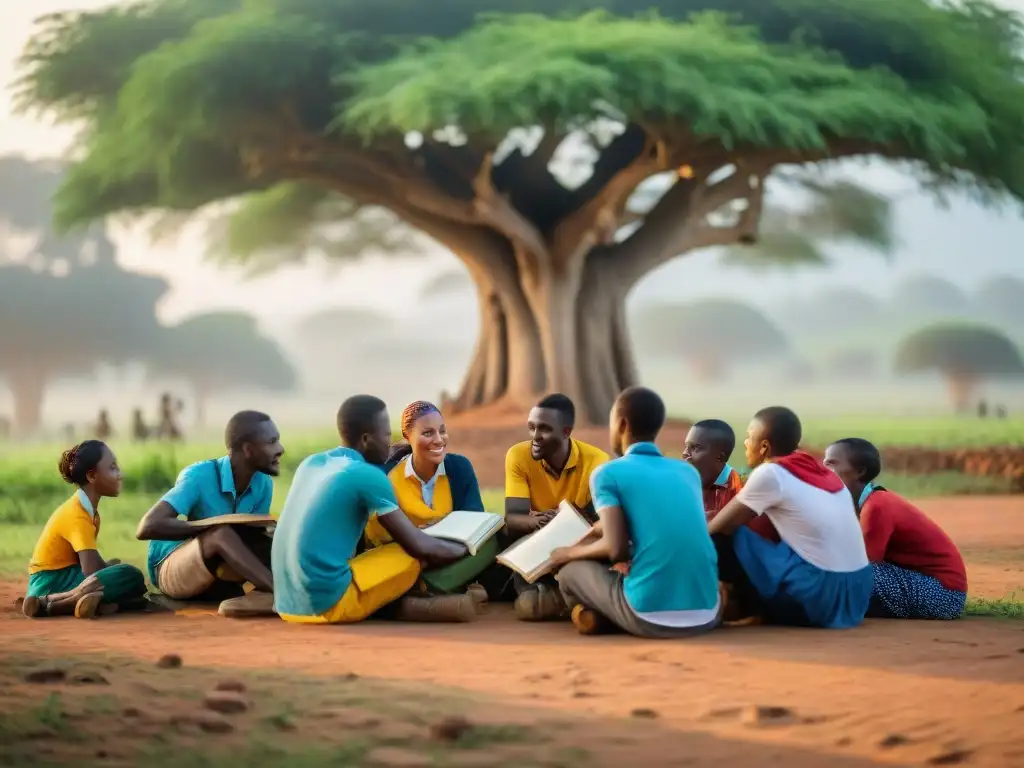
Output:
[
  {"xmin": 58, "ymin": 440, "xmax": 107, "ymax": 487},
  {"xmin": 388, "ymin": 401, "xmax": 441, "ymax": 463}
]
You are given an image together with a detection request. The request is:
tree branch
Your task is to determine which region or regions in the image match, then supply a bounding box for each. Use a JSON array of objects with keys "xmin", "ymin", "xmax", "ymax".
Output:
[{"xmin": 472, "ymin": 152, "xmax": 550, "ymax": 278}]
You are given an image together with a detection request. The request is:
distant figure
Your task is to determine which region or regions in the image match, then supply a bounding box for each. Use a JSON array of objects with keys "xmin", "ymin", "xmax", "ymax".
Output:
[
  {"xmin": 156, "ymin": 392, "xmax": 183, "ymax": 442},
  {"xmin": 977, "ymin": 399, "xmax": 988, "ymax": 419},
  {"xmin": 995, "ymin": 404, "xmax": 1008, "ymax": 419},
  {"xmin": 131, "ymin": 409, "xmax": 150, "ymax": 443},
  {"xmin": 95, "ymin": 409, "xmax": 113, "ymax": 440}
]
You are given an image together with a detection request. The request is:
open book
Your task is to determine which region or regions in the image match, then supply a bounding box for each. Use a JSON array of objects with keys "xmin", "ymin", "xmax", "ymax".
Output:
[
  {"xmin": 421, "ymin": 510, "xmax": 505, "ymax": 556},
  {"xmin": 496, "ymin": 501, "xmax": 593, "ymax": 583}
]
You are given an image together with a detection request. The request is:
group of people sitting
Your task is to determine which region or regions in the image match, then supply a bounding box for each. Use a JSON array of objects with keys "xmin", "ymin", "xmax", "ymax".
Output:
[{"xmin": 23, "ymin": 387, "xmax": 968, "ymax": 637}]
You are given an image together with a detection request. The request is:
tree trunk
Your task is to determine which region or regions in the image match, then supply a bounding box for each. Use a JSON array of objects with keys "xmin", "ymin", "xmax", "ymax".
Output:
[
  {"xmin": 450, "ymin": 246, "xmax": 641, "ymax": 424},
  {"xmin": 947, "ymin": 373, "xmax": 976, "ymax": 413},
  {"xmin": 8, "ymin": 365, "xmax": 46, "ymax": 436}
]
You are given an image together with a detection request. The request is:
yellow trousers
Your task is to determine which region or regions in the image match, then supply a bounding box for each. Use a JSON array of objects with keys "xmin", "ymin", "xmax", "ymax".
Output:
[{"xmin": 280, "ymin": 543, "xmax": 420, "ymax": 625}]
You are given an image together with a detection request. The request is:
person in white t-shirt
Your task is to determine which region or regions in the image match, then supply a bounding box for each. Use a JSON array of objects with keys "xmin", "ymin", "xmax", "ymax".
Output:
[{"xmin": 707, "ymin": 406, "xmax": 872, "ymax": 629}]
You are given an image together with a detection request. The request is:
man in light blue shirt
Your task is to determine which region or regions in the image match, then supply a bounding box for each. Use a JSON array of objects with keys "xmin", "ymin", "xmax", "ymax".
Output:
[
  {"xmin": 550, "ymin": 387, "xmax": 722, "ymax": 638},
  {"xmin": 272, "ymin": 395, "xmax": 469, "ymax": 624},
  {"xmin": 136, "ymin": 411, "xmax": 282, "ymax": 601}
]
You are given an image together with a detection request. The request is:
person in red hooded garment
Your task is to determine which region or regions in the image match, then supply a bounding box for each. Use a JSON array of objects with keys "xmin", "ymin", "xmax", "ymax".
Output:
[{"xmin": 708, "ymin": 407, "xmax": 873, "ymax": 629}]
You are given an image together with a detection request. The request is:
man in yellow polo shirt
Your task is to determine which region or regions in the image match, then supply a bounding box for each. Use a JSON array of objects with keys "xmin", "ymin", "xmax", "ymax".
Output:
[{"xmin": 503, "ymin": 393, "xmax": 609, "ymax": 621}]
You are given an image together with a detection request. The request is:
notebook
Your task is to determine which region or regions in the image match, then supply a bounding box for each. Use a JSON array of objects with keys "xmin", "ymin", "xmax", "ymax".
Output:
[
  {"xmin": 185, "ymin": 513, "xmax": 276, "ymax": 530},
  {"xmin": 496, "ymin": 501, "xmax": 593, "ymax": 583},
  {"xmin": 421, "ymin": 510, "xmax": 505, "ymax": 556}
]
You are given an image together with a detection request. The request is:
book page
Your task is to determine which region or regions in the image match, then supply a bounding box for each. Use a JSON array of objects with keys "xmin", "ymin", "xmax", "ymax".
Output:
[
  {"xmin": 497, "ymin": 502, "xmax": 592, "ymax": 581},
  {"xmin": 422, "ymin": 511, "xmax": 503, "ymax": 545}
]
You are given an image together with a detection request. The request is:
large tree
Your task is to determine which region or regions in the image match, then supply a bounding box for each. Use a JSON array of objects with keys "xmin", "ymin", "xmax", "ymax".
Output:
[
  {"xmin": 16, "ymin": 0, "xmax": 1024, "ymax": 422},
  {"xmin": 0, "ymin": 155, "xmax": 169, "ymax": 434}
]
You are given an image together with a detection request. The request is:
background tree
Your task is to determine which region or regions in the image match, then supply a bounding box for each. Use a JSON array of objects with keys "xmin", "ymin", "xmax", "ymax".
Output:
[
  {"xmin": 150, "ymin": 312, "xmax": 296, "ymax": 426},
  {"xmin": 17, "ymin": 0, "xmax": 1024, "ymax": 421},
  {"xmin": 630, "ymin": 299, "xmax": 788, "ymax": 381},
  {"xmin": 0, "ymin": 155, "xmax": 169, "ymax": 434},
  {"xmin": 894, "ymin": 323, "xmax": 1024, "ymax": 411}
]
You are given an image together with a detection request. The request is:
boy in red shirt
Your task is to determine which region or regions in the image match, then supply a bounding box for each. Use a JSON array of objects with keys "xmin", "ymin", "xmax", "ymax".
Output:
[{"xmin": 823, "ymin": 438, "xmax": 967, "ymax": 620}]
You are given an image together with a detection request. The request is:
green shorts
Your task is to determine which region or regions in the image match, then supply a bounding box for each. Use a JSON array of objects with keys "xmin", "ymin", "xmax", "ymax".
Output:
[{"xmin": 27, "ymin": 563, "xmax": 147, "ymax": 604}]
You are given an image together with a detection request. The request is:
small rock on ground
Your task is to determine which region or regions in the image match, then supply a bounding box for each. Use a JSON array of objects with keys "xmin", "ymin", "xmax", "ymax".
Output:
[
  {"xmin": 630, "ymin": 708, "xmax": 658, "ymax": 719},
  {"xmin": 203, "ymin": 691, "xmax": 249, "ymax": 715},
  {"xmin": 214, "ymin": 679, "xmax": 247, "ymax": 693},
  {"xmin": 156, "ymin": 654, "xmax": 182, "ymax": 669},
  {"xmin": 429, "ymin": 715, "xmax": 472, "ymax": 742},
  {"xmin": 70, "ymin": 671, "xmax": 109, "ymax": 685},
  {"xmin": 24, "ymin": 668, "xmax": 66, "ymax": 684},
  {"xmin": 741, "ymin": 705, "xmax": 796, "ymax": 727},
  {"xmin": 173, "ymin": 712, "xmax": 235, "ymax": 734}
]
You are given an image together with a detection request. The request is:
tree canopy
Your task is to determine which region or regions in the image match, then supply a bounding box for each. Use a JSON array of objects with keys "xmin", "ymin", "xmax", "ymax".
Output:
[
  {"xmin": 630, "ymin": 298, "xmax": 787, "ymax": 379},
  {"xmin": 151, "ymin": 311, "xmax": 296, "ymax": 424},
  {"xmin": 16, "ymin": 0, "xmax": 1024, "ymax": 420}
]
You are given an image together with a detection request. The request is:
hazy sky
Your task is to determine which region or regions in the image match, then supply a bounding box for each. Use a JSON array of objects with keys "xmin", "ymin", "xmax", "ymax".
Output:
[{"xmin": 2, "ymin": 1, "xmax": 1022, "ymax": 328}]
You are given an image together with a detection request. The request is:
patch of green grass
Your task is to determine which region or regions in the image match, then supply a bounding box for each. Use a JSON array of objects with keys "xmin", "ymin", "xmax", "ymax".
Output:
[{"xmin": 964, "ymin": 593, "xmax": 1024, "ymax": 619}]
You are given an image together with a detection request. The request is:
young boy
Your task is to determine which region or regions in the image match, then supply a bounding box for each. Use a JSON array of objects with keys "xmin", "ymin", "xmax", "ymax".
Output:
[
  {"xmin": 550, "ymin": 387, "xmax": 721, "ymax": 638},
  {"xmin": 709, "ymin": 407, "xmax": 872, "ymax": 629}
]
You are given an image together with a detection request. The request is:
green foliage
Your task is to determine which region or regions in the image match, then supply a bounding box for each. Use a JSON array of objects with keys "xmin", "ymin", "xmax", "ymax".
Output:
[
  {"xmin": 14, "ymin": 0, "xmax": 1024, "ymax": 245},
  {"xmin": 895, "ymin": 323, "xmax": 1024, "ymax": 378}
]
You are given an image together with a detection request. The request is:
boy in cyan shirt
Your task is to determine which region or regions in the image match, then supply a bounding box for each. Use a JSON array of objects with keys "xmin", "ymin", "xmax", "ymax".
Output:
[{"xmin": 551, "ymin": 387, "xmax": 722, "ymax": 638}]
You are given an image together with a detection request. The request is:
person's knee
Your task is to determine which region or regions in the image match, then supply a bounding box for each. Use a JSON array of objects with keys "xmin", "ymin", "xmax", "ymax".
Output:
[
  {"xmin": 396, "ymin": 558, "xmax": 422, "ymax": 593},
  {"xmin": 199, "ymin": 525, "xmax": 239, "ymax": 555}
]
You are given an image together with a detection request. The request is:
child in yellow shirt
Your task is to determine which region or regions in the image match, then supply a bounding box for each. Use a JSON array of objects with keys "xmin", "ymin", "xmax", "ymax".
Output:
[{"xmin": 23, "ymin": 440, "xmax": 147, "ymax": 619}]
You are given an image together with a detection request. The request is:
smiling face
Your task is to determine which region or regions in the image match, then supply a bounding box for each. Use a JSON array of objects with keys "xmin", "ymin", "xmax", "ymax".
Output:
[
  {"xmin": 409, "ymin": 410, "xmax": 448, "ymax": 467},
  {"xmin": 527, "ymin": 407, "xmax": 569, "ymax": 461},
  {"xmin": 244, "ymin": 420, "xmax": 285, "ymax": 477},
  {"xmin": 89, "ymin": 445, "xmax": 123, "ymax": 498}
]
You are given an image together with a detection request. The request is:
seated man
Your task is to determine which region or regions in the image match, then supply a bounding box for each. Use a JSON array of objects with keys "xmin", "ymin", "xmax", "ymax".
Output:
[
  {"xmin": 683, "ymin": 419, "xmax": 778, "ymax": 542},
  {"xmin": 552, "ymin": 387, "xmax": 722, "ymax": 638},
  {"xmin": 503, "ymin": 393, "xmax": 609, "ymax": 621},
  {"xmin": 136, "ymin": 410, "xmax": 282, "ymax": 603},
  {"xmin": 824, "ymin": 438, "xmax": 967, "ymax": 620},
  {"xmin": 272, "ymin": 395, "xmax": 471, "ymax": 625},
  {"xmin": 709, "ymin": 407, "xmax": 873, "ymax": 629}
]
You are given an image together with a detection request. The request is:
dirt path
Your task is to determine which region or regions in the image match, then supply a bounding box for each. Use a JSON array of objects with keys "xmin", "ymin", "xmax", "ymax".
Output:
[{"xmin": 3, "ymin": 497, "xmax": 1022, "ymax": 766}]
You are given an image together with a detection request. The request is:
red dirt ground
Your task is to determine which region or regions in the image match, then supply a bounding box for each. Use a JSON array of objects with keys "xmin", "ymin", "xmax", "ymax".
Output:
[{"xmin": 3, "ymin": 497, "xmax": 1022, "ymax": 767}]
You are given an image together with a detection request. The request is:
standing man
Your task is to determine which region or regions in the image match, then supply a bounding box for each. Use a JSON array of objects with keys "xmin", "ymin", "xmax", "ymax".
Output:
[
  {"xmin": 503, "ymin": 393, "xmax": 609, "ymax": 621},
  {"xmin": 551, "ymin": 387, "xmax": 722, "ymax": 638},
  {"xmin": 272, "ymin": 395, "xmax": 472, "ymax": 624},
  {"xmin": 136, "ymin": 410, "xmax": 282, "ymax": 603}
]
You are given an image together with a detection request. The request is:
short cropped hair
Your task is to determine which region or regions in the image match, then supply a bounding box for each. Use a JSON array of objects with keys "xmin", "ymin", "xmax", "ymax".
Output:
[
  {"xmin": 692, "ymin": 418, "xmax": 736, "ymax": 459},
  {"xmin": 616, "ymin": 386, "xmax": 666, "ymax": 441},
  {"xmin": 832, "ymin": 437, "xmax": 882, "ymax": 483},
  {"xmin": 536, "ymin": 393, "xmax": 575, "ymax": 428},
  {"xmin": 752, "ymin": 406, "xmax": 802, "ymax": 456},
  {"xmin": 224, "ymin": 410, "xmax": 272, "ymax": 452},
  {"xmin": 337, "ymin": 395, "xmax": 388, "ymax": 446}
]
